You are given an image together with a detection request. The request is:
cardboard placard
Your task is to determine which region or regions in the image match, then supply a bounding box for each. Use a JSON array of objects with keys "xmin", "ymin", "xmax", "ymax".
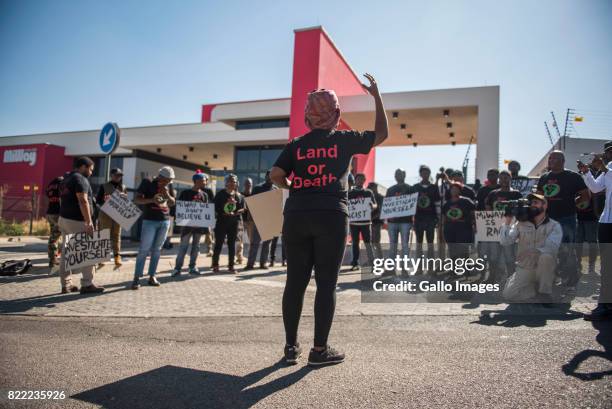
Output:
[
  {"xmin": 380, "ymin": 193, "xmax": 418, "ymax": 220},
  {"xmin": 245, "ymin": 189, "xmax": 284, "ymax": 242},
  {"xmin": 475, "ymin": 211, "xmax": 506, "ymax": 242},
  {"xmin": 511, "ymin": 178, "xmax": 537, "ymax": 196},
  {"xmin": 64, "ymin": 229, "xmax": 112, "ymax": 271},
  {"xmin": 175, "ymin": 201, "xmax": 216, "ymax": 228},
  {"xmin": 349, "ymin": 197, "xmax": 372, "ymax": 222},
  {"xmin": 100, "ymin": 190, "xmax": 142, "ymax": 230}
]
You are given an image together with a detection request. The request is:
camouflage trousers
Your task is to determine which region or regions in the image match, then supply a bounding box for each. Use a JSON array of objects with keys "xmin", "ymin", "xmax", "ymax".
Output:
[{"xmin": 47, "ymin": 214, "xmax": 61, "ymax": 261}]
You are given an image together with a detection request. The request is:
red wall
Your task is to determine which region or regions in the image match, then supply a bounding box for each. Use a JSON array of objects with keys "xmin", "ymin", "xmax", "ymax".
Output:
[{"xmin": 0, "ymin": 144, "xmax": 73, "ymax": 221}]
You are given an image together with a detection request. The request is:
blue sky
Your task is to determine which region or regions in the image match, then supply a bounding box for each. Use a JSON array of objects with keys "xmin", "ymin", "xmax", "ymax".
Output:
[{"xmin": 1, "ymin": 0, "xmax": 611, "ymax": 185}]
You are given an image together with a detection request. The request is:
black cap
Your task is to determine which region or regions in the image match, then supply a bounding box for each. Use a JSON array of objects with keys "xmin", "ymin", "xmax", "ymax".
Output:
[
  {"xmin": 604, "ymin": 141, "xmax": 612, "ymax": 152},
  {"xmin": 419, "ymin": 165, "xmax": 431, "ymax": 172},
  {"xmin": 110, "ymin": 168, "xmax": 123, "ymax": 176}
]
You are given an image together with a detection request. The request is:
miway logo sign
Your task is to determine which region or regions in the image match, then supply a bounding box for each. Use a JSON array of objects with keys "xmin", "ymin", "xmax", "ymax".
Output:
[{"xmin": 3, "ymin": 149, "xmax": 37, "ymax": 166}]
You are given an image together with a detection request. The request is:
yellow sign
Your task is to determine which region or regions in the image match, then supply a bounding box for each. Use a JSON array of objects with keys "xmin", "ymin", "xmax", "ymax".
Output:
[{"xmin": 574, "ymin": 116, "xmax": 584, "ymax": 122}]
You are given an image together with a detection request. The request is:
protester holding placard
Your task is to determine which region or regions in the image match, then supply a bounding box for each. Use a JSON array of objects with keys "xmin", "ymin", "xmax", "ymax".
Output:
[
  {"xmin": 385, "ymin": 168, "xmax": 413, "ymax": 274},
  {"xmin": 475, "ymin": 169, "xmax": 499, "ymax": 211},
  {"xmin": 58, "ymin": 157, "xmax": 105, "ymax": 294},
  {"xmin": 171, "ymin": 170, "xmax": 210, "ymax": 277},
  {"xmin": 441, "ymin": 182, "xmax": 475, "ymax": 264},
  {"xmin": 96, "ymin": 168, "xmax": 127, "ymax": 268},
  {"xmin": 132, "ymin": 166, "xmax": 176, "ymax": 289},
  {"xmin": 367, "ymin": 182, "xmax": 385, "ymax": 259},
  {"xmin": 212, "ymin": 174, "xmax": 245, "ymax": 273},
  {"xmin": 348, "ymin": 173, "xmax": 376, "ymax": 271},
  {"xmin": 245, "ymin": 171, "xmax": 278, "ymax": 270},
  {"xmin": 482, "ymin": 170, "xmax": 523, "ymax": 280},
  {"xmin": 45, "ymin": 175, "xmax": 64, "ymax": 268},
  {"xmin": 270, "ymin": 74, "xmax": 388, "ymax": 366},
  {"xmin": 413, "ymin": 165, "xmax": 441, "ymax": 268}
]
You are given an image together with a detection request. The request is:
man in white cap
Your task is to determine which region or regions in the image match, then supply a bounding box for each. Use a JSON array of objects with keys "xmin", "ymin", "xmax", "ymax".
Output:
[{"xmin": 132, "ymin": 166, "xmax": 176, "ymax": 289}]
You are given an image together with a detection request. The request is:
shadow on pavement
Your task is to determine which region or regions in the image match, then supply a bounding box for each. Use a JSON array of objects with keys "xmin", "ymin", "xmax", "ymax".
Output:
[
  {"xmin": 470, "ymin": 303, "xmax": 583, "ymax": 328},
  {"xmin": 72, "ymin": 361, "xmax": 312, "ymax": 409},
  {"xmin": 562, "ymin": 320, "xmax": 612, "ymax": 381}
]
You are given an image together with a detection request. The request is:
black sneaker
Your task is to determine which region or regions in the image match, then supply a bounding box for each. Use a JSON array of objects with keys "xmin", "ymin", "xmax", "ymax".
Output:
[
  {"xmin": 131, "ymin": 279, "xmax": 140, "ymax": 290},
  {"xmin": 308, "ymin": 345, "xmax": 345, "ymax": 367},
  {"xmin": 148, "ymin": 276, "xmax": 161, "ymax": 286},
  {"xmin": 284, "ymin": 343, "xmax": 302, "ymax": 365}
]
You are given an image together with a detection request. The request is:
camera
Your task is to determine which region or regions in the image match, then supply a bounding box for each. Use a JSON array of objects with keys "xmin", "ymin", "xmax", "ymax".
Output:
[{"xmin": 498, "ymin": 198, "xmax": 531, "ymax": 222}]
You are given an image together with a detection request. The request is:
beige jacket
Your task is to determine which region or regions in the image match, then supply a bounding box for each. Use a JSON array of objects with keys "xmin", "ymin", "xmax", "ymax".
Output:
[{"xmin": 499, "ymin": 217, "xmax": 563, "ymax": 269}]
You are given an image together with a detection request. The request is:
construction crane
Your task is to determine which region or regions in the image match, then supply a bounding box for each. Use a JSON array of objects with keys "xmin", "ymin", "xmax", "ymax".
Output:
[{"xmin": 462, "ymin": 135, "xmax": 475, "ymax": 181}]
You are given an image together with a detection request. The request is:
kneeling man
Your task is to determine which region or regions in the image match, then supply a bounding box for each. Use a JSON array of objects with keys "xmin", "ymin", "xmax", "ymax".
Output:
[{"xmin": 500, "ymin": 193, "xmax": 562, "ymax": 304}]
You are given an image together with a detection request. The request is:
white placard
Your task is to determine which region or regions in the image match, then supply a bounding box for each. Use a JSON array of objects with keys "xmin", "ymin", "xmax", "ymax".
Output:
[
  {"xmin": 349, "ymin": 197, "xmax": 372, "ymax": 222},
  {"xmin": 64, "ymin": 229, "xmax": 112, "ymax": 271},
  {"xmin": 475, "ymin": 211, "xmax": 506, "ymax": 242},
  {"xmin": 511, "ymin": 178, "xmax": 537, "ymax": 196},
  {"xmin": 175, "ymin": 201, "xmax": 216, "ymax": 228},
  {"xmin": 100, "ymin": 190, "xmax": 142, "ymax": 230},
  {"xmin": 380, "ymin": 193, "xmax": 418, "ymax": 220}
]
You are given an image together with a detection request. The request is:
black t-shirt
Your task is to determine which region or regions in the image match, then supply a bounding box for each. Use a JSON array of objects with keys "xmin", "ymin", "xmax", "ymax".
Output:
[
  {"xmin": 385, "ymin": 183, "xmax": 413, "ymax": 223},
  {"xmin": 46, "ymin": 177, "xmax": 63, "ymax": 215},
  {"xmin": 137, "ymin": 178, "xmax": 175, "ymax": 221},
  {"xmin": 59, "ymin": 171, "xmax": 93, "ymax": 221},
  {"xmin": 576, "ymin": 196, "xmax": 597, "ymax": 222},
  {"xmin": 475, "ymin": 184, "xmax": 499, "ymax": 211},
  {"xmin": 214, "ymin": 190, "xmax": 245, "ymax": 225},
  {"xmin": 371, "ymin": 191, "xmax": 385, "ymax": 224},
  {"xmin": 537, "ymin": 169, "xmax": 587, "ymax": 219},
  {"xmin": 414, "ymin": 182, "xmax": 441, "ymax": 218},
  {"xmin": 442, "ymin": 197, "xmax": 475, "ymax": 233},
  {"xmin": 485, "ymin": 189, "xmax": 523, "ymax": 211},
  {"xmin": 445, "ymin": 185, "xmax": 476, "ymax": 202},
  {"xmin": 348, "ymin": 187, "xmax": 375, "ymax": 224},
  {"xmin": 273, "ymin": 129, "xmax": 376, "ymax": 215},
  {"xmin": 96, "ymin": 181, "xmax": 125, "ymax": 206}
]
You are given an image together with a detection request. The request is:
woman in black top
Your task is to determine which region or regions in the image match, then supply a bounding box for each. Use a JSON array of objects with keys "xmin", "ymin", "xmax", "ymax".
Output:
[
  {"xmin": 211, "ymin": 174, "xmax": 245, "ymax": 273},
  {"xmin": 270, "ymin": 74, "xmax": 388, "ymax": 366}
]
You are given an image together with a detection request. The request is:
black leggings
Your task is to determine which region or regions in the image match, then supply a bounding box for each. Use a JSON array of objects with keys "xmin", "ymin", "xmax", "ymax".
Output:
[
  {"xmin": 282, "ymin": 211, "xmax": 348, "ymax": 347},
  {"xmin": 212, "ymin": 220, "xmax": 238, "ymax": 267}
]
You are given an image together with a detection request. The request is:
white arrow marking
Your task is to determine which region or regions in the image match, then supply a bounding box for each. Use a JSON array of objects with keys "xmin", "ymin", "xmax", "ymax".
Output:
[{"xmin": 103, "ymin": 129, "xmax": 113, "ymax": 146}]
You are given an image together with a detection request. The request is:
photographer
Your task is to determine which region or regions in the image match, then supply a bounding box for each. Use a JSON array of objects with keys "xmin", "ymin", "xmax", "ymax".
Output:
[
  {"xmin": 578, "ymin": 141, "xmax": 612, "ymax": 321},
  {"xmin": 500, "ymin": 193, "xmax": 562, "ymax": 305}
]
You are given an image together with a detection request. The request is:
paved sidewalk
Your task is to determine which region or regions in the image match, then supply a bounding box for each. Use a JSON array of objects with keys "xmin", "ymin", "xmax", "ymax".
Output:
[{"xmin": 0, "ymin": 237, "xmax": 596, "ymax": 318}]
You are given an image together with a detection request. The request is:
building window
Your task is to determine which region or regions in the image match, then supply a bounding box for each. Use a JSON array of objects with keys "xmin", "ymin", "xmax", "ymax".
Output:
[
  {"xmin": 235, "ymin": 118, "xmax": 289, "ymax": 130},
  {"xmin": 234, "ymin": 145, "xmax": 284, "ymax": 186}
]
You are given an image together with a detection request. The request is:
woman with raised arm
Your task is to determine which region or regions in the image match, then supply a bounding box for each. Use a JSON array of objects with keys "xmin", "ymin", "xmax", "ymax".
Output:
[{"xmin": 270, "ymin": 74, "xmax": 388, "ymax": 366}]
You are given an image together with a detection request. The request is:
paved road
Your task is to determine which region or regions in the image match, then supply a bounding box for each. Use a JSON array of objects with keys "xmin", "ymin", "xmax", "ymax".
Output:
[
  {"xmin": 1, "ymin": 237, "xmax": 610, "ymax": 408},
  {"xmin": 0, "ymin": 315, "xmax": 610, "ymax": 409}
]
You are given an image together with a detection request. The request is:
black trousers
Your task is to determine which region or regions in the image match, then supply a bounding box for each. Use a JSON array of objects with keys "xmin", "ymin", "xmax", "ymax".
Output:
[
  {"xmin": 599, "ymin": 223, "xmax": 612, "ymax": 305},
  {"xmin": 282, "ymin": 211, "xmax": 348, "ymax": 347},
  {"xmin": 212, "ymin": 220, "xmax": 238, "ymax": 267},
  {"xmin": 350, "ymin": 224, "xmax": 374, "ymax": 265}
]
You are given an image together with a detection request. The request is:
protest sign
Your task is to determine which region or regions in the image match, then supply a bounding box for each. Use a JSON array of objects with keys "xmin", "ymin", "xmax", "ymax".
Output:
[
  {"xmin": 511, "ymin": 178, "xmax": 537, "ymax": 196},
  {"xmin": 475, "ymin": 211, "xmax": 506, "ymax": 242},
  {"xmin": 175, "ymin": 201, "xmax": 216, "ymax": 228},
  {"xmin": 64, "ymin": 229, "xmax": 112, "ymax": 271},
  {"xmin": 100, "ymin": 190, "xmax": 142, "ymax": 230},
  {"xmin": 380, "ymin": 193, "xmax": 418, "ymax": 220},
  {"xmin": 349, "ymin": 197, "xmax": 372, "ymax": 222},
  {"xmin": 245, "ymin": 189, "xmax": 284, "ymax": 241}
]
